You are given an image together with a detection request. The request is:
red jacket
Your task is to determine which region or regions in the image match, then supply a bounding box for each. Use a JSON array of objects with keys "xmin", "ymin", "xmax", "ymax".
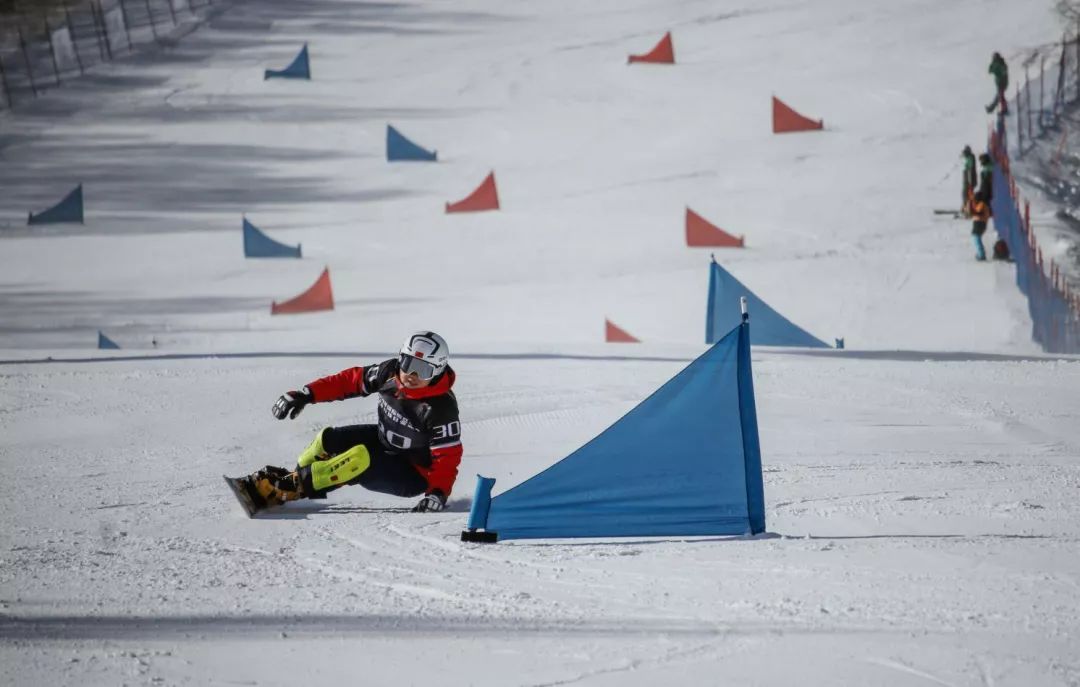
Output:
[{"xmin": 306, "ymin": 359, "xmax": 462, "ymax": 497}]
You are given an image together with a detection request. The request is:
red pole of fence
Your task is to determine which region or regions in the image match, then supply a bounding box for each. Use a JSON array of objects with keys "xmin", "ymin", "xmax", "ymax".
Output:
[{"xmin": 1025, "ymin": 200, "xmax": 1031, "ymax": 233}]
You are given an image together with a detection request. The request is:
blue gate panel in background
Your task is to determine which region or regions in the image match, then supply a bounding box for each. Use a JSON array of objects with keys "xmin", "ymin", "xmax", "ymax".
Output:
[
  {"xmin": 387, "ymin": 125, "xmax": 437, "ymax": 162},
  {"xmin": 28, "ymin": 184, "xmax": 84, "ymax": 225},
  {"xmin": 243, "ymin": 218, "xmax": 302, "ymax": 258},
  {"xmin": 705, "ymin": 257, "xmax": 829, "ymax": 348},
  {"xmin": 97, "ymin": 331, "xmax": 120, "ymax": 350},
  {"xmin": 264, "ymin": 44, "xmax": 311, "ymax": 80}
]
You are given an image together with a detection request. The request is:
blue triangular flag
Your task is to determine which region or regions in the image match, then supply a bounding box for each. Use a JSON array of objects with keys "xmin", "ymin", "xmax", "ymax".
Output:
[
  {"xmin": 243, "ymin": 217, "xmax": 301, "ymax": 258},
  {"xmin": 264, "ymin": 44, "xmax": 310, "ymax": 80},
  {"xmin": 466, "ymin": 317, "xmax": 765, "ymax": 540},
  {"xmin": 706, "ymin": 257, "xmax": 829, "ymax": 347},
  {"xmin": 387, "ymin": 125, "xmax": 437, "ymax": 162},
  {"xmin": 98, "ymin": 331, "xmax": 120, "ymax": 350}
]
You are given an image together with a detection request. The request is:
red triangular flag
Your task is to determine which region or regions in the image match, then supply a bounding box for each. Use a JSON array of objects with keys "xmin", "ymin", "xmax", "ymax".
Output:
[
  {"xmin": 271, "ymin": 267, "xmax": 334, "ymax": 315},
  {"xmin": 446, "ymin": 172, "xmax": 500, "ymax": 213},
  {"xmin": 605, "ymin": 319, "xmax": 640, "ymax": 343},
  {"xmin": 772, "ymin": 96, "xmax": 823, "ymax": 133},
  {"xmin": 686, "ymin": 208, "xmax": 744, "ymax": 248},
  {"xmin": 628, "ymin": 32, "xmax": 674, "ymax": 65}
]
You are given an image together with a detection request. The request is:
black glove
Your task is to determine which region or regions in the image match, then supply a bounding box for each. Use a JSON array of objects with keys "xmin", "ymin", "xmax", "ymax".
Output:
[
  {"xmin": 412, "ymin": 491, "xmax": 446, "ymax": 513},
  {"xmin": 272, "ymin": 387, "xmax": 313, "ymax": 420}
]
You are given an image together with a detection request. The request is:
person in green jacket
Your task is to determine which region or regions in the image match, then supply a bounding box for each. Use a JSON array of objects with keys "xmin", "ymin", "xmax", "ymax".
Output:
[{"xmin": 986, "ymin": 52, "xmax": 1009, "ymax": 115}]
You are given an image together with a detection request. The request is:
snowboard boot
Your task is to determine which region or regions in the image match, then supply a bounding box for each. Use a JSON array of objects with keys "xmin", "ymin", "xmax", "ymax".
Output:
[{"xmin": 250, "ymin": 465, "xmax": 307, "ymax": 507}]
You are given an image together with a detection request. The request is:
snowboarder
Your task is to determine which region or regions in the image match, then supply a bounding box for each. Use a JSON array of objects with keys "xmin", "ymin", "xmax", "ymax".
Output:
[
  {"xmin": 986, "ymin": 52, "xmax": 1009, "ymax": 115},
  {"xmin": 970, "ymin": 191, "xmax": 991, "ymax": 261},
  {"xmin": 961, "ymin": 145, "xmax": 977, "ymax": 215},
  {"xmin": 224, "ymin": 331, "xmax": 463, "ymax": 517}
]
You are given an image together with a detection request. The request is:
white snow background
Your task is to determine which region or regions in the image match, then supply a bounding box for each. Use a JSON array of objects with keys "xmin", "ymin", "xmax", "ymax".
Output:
[{"xmin": 1, "ymin": 0, "xmax": 1080, "ymax": 684}]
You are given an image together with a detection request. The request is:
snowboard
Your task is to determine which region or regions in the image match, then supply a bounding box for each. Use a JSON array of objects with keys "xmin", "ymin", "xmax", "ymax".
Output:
[{"xmin": 223, "ymin": 475, "xmax": 261, "ymax": 518}]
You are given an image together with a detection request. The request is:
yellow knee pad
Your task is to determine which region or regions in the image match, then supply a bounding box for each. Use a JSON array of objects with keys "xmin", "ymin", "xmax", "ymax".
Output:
[
  {"xmin": 297, "ymin": 428, "xmax": 329, "ymax": 468},
  {"xmin": 310, "ymin": 445, "xmax": 370, "ymax": 491}
]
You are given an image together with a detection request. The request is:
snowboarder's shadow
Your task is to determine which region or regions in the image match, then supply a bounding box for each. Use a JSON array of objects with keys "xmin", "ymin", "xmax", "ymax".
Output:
[
  {"xmin": 510, "ymin": 532, "xmax": 784, "ymax": 547},
  {"xmin": 255, "ymin": 504, "xmax": 413, "ymax": 519},
  {"xmin": 253, "ymin": 498, "xmax": 472, "ymax": 519}
]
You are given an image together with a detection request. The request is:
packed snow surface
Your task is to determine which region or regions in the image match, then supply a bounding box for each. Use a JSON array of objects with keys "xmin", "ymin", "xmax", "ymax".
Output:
[{"xmin": 1, "ymin": 0, "xmax": 1079, "ymax": 684}]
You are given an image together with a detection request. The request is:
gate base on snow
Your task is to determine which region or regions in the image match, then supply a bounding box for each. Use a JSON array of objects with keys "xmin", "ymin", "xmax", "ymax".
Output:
[{"xmin": 460, "ymin": 530, "xmax": 498, "ymax": 543}]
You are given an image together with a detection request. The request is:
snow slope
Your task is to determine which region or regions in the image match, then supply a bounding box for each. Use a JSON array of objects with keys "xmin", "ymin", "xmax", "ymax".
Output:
[{"xmin": 2, "ymin": 0, "xmax": 1079, "ymax": 684}]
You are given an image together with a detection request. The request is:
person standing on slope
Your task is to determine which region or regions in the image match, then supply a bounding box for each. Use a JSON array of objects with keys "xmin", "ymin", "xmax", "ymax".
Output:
[
  {"xmin": 961, "ymin": 145, "xmax": 977, "ymax": 216},
  {"xmin": 225, "ymin": 331, "xmax": 462, "ymax": 516},
  {"xmin": 970, "ymin": 191, "xmax": 991, "ymax": 261},
  {"xmin": 986, "ymin": 52, "xmax": 1009, "ymax": 115},
  {"xmin": 977, "ymin": 152, "xmax": 994, "ymax": 204}
]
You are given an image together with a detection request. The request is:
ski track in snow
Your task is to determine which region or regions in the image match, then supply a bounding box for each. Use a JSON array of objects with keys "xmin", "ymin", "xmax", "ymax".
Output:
[{"xmin": 865, "ymin": 657, "xmax": 961, "ymax": 687}]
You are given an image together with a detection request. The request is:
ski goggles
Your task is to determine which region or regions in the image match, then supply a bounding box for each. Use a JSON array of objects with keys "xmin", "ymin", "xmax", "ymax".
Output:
[{"xmin": 399, "ymin": 353, "xmax": 439, "ymax": 380}]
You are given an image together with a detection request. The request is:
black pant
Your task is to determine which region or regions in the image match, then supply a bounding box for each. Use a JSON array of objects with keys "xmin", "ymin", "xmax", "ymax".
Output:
[{"xmin": 317, "ymin": 424, "xmax": 428, "ymax": 498}]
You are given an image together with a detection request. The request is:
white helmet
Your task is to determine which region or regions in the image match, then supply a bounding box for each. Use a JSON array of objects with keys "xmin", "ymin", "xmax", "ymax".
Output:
[{"xmin": 398, "ymin": 331, "xmax": 450, "ymax": 380}]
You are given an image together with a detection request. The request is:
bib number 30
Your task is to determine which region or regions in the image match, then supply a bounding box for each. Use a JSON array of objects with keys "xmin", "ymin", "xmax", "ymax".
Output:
[
  {"xmin": 431, "ymin": 421, "xmax": 461, "ymax": 441},
  {"xmin": 384, "ymin": 421, "xmax": 460, "ymax": 449}
]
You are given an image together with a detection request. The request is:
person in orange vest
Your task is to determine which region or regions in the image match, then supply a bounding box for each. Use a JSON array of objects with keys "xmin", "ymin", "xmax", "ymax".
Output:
[{"xmin": 970, "ymin": 191, "xmax": 991, "ymax": 261}]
